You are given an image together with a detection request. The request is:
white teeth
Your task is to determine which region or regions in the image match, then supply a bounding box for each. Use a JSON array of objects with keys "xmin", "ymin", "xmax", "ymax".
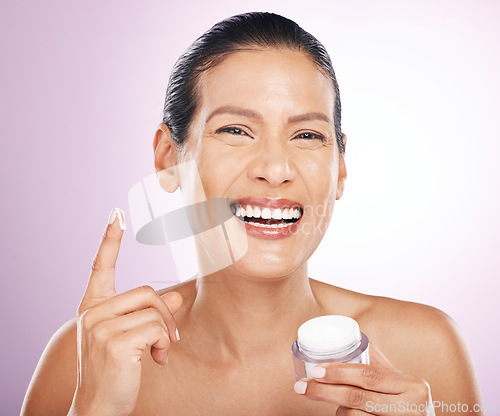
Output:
[
  {"xmin": 245, "ymin": 205, "xmax": 253, "ymax": 217},
  {"xmin": 233, "ymin": 204, "xmax": 302, "ymax": 220},
  {"xmin": 271, "ymin": 209, "xmax": 282, "ymax": 220},
  {"xmin": 247, "ymin": 221, "xmax": 294, "ymax": 228},
  {"xmin": 261, "ymin": 208, "xmax": 272, "ymax": 219},
  {"xmin": 282, "ymin": 208, "xmax": 290, "ymax": 220}
]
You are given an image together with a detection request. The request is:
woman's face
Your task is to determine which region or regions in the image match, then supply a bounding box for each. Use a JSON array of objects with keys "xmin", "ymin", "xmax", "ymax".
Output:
[{"xmin": 176, "ymin": 48, "xmax": 346, "ymax": 280}]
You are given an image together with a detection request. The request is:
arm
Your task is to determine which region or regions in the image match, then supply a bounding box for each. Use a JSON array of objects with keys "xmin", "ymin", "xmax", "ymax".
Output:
[
  {"xmin": 21, "ymin": 318, "xmax": 78, "ymax": 416},
  {"xmin": 22, "ymin": 208, "xmax": 182, "ymax": 416}
]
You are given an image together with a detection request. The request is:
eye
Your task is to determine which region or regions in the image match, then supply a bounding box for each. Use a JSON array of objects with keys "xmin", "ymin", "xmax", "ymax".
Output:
[
  {"xmin": 215, "ymin": 126, "xmax": 248, "ymax": 136},
  {"xmin": 293, "ymin": 132, "xmax": 326, "ymax": 141}
]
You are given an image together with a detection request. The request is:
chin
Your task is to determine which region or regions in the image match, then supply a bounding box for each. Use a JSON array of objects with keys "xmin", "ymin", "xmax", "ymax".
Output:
[{"xmin": 229, "ymin": 251, "xmax": 304, "ymax": 281}]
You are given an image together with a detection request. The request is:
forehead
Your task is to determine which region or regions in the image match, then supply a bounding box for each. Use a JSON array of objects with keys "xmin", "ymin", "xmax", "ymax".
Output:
[{"xmin": 195, "ymin": 49, "xmax": 335, "ymax": 120}]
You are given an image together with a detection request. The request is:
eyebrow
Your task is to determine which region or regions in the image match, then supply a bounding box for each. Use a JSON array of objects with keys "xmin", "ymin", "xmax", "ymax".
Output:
[
  {"xmin": 205, "ymin": 106, "xmax": 263, "ymax": 124},
  {"xmin": 288, "ymin": 112, "xmax": 332, "ymax": 125},
  {"xmin": 205, "ymin": 106, "xmax": 332, "ymax": 126}
]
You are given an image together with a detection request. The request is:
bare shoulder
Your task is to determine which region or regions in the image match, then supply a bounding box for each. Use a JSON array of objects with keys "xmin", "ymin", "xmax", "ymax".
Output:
[
  {"xmin": 357, "ymin": 295, "xmax": 469, "ymax": 371},
  {"xmin": 310, "ymin": 277, "xmax": 469, "ymax": 360},
  {"xmin": 21, "ymin": 317, "xmax": 78, "ymax": 416},
  {"xmin": 310, "ymin": 279, "xmax": 482, "ymax": 405},
  {"xmin": 365, "ymin": 295, "xmax": 482, "ymax": 405}
]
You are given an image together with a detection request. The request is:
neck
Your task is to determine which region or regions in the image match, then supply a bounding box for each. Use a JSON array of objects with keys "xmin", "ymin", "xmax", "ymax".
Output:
[{"xmin": 188, "ymin": 263, "xmax": 322, "ymax": 364}]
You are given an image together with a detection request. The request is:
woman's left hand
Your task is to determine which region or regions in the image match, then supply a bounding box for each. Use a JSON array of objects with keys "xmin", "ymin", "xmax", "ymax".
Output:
[{"xmin": 294, "ymin": 342, "xmax": 436, "ymax": 415}]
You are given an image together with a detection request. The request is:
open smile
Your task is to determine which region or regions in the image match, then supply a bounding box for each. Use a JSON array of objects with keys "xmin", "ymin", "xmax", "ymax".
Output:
[{"xmin": 229, "ymin": 197, "xmax": 303, "ymax": 239}]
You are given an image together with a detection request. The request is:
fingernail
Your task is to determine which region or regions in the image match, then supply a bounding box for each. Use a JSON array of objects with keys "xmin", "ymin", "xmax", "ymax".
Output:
[
  {"xmin": 311, "ymin": 366, "xmax": 326, "ymax": 379},
  {"xmin": 165, "ymin": 356, "xmax": 168, "ymax": 365},
  {"xmin": 294, "ymin": 380, "xmax": 307, "ymax": 395},
  {"xmin": 109, "ymin": 207, "xmax": 127, "ymax": 230},
  {"xmin": 108, "ymin": 209, "xmax": 117, "ymax": 225},
  {"xmin": 175, "ymin": 328, "xmax": 180, "ymax": 341}
]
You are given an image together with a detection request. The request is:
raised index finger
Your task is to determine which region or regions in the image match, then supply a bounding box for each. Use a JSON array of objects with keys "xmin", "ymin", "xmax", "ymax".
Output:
[{"xmin": 83, "ymin": 208, "xmax": 127, "ymax": 304}]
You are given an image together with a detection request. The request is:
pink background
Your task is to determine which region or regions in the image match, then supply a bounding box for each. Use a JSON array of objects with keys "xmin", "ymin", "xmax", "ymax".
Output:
[{"xmin": 2, "ymin": 0, "xmax": 499, "ymax": 413}]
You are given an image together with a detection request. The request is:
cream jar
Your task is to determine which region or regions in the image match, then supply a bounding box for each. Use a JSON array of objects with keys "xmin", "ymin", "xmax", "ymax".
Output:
[{"xmin": 291, "ymin": 315, "xmax": 370, "ymax": 380}]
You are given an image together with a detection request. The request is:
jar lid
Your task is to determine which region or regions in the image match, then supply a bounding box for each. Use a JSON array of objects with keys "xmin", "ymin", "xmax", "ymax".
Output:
[{"xmin": 297, "ymin": 315, "xmax": 362, "ymax": 356}]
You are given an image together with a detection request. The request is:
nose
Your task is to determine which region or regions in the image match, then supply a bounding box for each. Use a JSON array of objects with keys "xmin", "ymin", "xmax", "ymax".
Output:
[{"xmin": 247, "ymin": 138, "xmax": 296, "ymax": 187}]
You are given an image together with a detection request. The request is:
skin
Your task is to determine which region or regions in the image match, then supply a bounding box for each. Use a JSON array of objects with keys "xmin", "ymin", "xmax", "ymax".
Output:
[{"xmin": 21, "ymin": 49, "xmax": 483, "ymax": 416}]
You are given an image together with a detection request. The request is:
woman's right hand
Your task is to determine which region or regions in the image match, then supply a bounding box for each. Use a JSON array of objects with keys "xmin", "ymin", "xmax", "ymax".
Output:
[{"xmin": 68, "ymin": 208, "xmax": 183, "ymax": 416}]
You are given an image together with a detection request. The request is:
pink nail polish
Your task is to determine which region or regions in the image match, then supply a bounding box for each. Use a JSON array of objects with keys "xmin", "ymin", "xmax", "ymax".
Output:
[
  {"xmin": 311, "ymin": 366, "xmax": 326, "ymax": 379},
  {"xmin": 294, "ymin": 381, "xmax": 307, "ymax": 395}
]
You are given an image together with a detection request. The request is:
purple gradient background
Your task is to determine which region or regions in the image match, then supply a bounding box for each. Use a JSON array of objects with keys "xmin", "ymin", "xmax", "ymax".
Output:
[{"xmin": 2, "ymin": 0, "xmax": 499, "ymax": 414}]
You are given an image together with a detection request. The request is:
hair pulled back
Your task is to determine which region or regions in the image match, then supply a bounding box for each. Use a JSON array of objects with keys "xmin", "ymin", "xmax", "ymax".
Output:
[{"xmin": 162, "ymin": 12, "xmax": 344, "ymax": 154}]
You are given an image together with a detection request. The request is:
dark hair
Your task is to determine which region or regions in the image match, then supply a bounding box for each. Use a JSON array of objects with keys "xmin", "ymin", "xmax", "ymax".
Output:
[{"xmin": 162, "ymin": 12, "xmax": 344, "ymax": 154}]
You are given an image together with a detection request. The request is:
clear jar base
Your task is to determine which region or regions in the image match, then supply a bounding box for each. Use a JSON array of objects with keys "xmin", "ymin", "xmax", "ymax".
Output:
[{"xmin": 291, "ymin": 332, "xmax": 370, "ymax": 380}]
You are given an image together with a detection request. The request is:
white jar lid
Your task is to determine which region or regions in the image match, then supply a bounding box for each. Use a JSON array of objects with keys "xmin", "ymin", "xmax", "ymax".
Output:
[{"xmin": 297, "ymin": 315, "xmax": 362, "ymax": 357}]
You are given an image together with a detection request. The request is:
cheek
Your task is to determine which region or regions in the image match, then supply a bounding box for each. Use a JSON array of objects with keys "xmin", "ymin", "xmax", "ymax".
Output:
[
  {"xmin": 195, "ymin": 146, "xmax": 237, "ymax": 195},
  {"xmin": 303, "ymin": 156, "xmax": 338, "ymax": 219},
  {"xmin": 175, "ymin": 137, "xmax": 211, "ymax": 205},
  {"xmin": 303, "ymin": 152, "xmax": 338, "ymax": 191}
]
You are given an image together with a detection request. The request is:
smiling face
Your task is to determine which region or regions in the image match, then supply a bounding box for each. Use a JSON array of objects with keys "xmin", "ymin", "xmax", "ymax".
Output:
[{"xmin": 163, "ymin": 48, "xmax": 346, "ymax": 280}]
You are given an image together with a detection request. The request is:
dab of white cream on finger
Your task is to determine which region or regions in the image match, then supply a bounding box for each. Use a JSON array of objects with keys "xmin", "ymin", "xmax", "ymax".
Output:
[{"xmin": 112, "ymin": 207, "xmax": 127, "ymax": 230}]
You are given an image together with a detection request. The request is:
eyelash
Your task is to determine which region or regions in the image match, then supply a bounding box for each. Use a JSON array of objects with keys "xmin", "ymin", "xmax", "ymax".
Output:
[
  {"xmin": 215, "ymin": 126, "xmax": 326, "ymax": 142},
  {"xmin": 215, "ymin": 126, "xmax": 247, "ymax": 135},
  {"xmin": 294, "ymin": 132, "xmax": 326, "ymax": 142}
]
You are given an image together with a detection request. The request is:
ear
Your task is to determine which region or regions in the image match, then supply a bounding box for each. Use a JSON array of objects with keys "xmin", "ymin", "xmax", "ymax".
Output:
[
  {"xmin": 336, "ymin": 133, "xmax": 347, "ymax": 200},
  {"xmin": 153, "ymin": 123, "xmax": 180, "ymax": 193}
]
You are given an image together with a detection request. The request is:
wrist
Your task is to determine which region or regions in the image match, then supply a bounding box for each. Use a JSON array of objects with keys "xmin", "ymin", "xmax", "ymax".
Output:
[{"xmin": 70, "ymin": 393, "xmax": 127, "ymax": 416}]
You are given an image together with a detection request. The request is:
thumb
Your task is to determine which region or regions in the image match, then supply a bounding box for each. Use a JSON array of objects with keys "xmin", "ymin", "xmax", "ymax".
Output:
[
  {"xmin": 369, "ymin": 341, "xmax": 400, "ymax": 371},
  {"xmin": 160, "ymin": 291, "xmax": 183, "ymax": 315}
]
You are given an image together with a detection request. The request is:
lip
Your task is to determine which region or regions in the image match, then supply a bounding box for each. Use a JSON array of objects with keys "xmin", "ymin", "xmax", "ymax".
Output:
[{"xmin": 229, "ymin": 196, "xmax": 303, "ymax": 240}]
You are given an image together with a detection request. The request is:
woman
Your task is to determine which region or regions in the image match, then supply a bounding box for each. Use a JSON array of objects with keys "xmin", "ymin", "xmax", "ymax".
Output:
[{"xmin": 22, "ymin": 12, "xmax": 482, "ymax": 415}]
